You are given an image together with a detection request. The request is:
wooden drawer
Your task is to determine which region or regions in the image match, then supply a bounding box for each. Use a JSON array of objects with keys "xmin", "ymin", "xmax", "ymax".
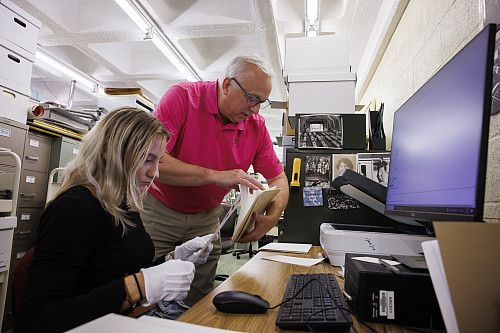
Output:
[
  {"xmin": 18, "ymin": 169, "xmax": 48, "ymax": 207},
  {"xmin": 0, "ymin": 118, "xmax": 27, "ymax": 166},
  {"xmin": 22, "ymin": 132, "xmax": 52, "ymax": 172},
  {"xmin": 0, "ymin": 0, "xmax": 40, "ymax": 56}
]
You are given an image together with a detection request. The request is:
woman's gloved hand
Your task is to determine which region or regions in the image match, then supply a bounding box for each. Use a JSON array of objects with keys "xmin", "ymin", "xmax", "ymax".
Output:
[
  {"xmin": 140, "ymin": 260, "xmax": 195, "ymax": 306},
  {"xmin": 173, "ymin": 233, "xmax": 218, "ymax": 263}
]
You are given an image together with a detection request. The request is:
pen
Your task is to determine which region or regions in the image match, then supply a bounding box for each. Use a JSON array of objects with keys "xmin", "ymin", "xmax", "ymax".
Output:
[{"xmin": 378, "ymin": 259, "xmax": 400, "ymax": 274}]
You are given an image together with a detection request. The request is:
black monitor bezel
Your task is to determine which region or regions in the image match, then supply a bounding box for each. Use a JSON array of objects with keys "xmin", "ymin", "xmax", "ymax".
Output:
[{"xmin": 384, "ymin": 24, "xmax": 496, "ymax": 224}]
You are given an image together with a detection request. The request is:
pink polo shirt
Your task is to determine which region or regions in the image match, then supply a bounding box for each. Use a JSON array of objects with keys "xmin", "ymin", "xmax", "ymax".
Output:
[{"xmin": 149, "ymin": 80, "xmax": 283, "ymax": 213}]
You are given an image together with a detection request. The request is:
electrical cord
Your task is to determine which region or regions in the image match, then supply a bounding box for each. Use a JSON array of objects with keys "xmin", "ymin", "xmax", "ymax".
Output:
[{"xmin": 33, "ymin": 66, "xmax": 65, "ymax": 106}]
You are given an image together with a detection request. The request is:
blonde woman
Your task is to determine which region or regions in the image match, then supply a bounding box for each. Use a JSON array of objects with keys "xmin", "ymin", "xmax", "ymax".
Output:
[{"xmin": 15, "ymin": 108, "xmax": 213, "ymax": 333}]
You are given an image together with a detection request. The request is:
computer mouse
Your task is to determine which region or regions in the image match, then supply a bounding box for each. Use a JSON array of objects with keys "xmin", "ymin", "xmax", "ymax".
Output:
[{"xmin": 212, "ymin": 290, "xmax": 270, "ymax": 314}]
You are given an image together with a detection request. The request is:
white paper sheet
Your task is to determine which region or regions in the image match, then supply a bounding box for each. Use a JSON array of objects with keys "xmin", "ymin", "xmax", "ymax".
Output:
[
  {"xmin": 352, "ymin": 256, "xmax": 400, "ymax": 266},
  {"xmin": 422, "ymin": 240, "xmax": 459, "ymax": 333},
  {"xmin": 261, "ymin": 254, "xmax": 324, "ymax": 266},
  {"xmin": 258, "ymin": 242, "xmax": 312, "ymax": 254}
]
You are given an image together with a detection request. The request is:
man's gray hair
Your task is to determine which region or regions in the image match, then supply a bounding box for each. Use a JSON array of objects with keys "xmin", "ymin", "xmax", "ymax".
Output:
[{"xmin": 219, "ymin": 54, "xmax": 275, "ymax": 81}]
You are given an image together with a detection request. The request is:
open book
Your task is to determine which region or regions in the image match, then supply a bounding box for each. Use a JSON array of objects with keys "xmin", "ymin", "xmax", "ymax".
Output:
[{"xmin": 231, "ymin": 185, "xmax": 281, "ymax": 244}]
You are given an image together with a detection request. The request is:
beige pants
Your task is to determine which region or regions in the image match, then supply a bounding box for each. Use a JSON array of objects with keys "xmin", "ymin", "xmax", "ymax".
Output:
[{"xmin": 141, "ymin": 192, "xmax": 223, "ymax": 307}]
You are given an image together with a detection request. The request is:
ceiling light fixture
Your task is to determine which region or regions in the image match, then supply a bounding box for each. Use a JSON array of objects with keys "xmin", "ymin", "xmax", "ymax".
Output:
[
  {"xmin": 150, "ymin": 33, "xmax": 201, "ymax": 82},
  {"xmin": 35, "ymin": 49, "xmax": 105, "ymax": 95},
  {"xmin": 305, "ymin": 0, "xmax": 320, "ymax": 37},
  {"xmin": 114, "ymin": 0, "xmax": 201, "ymax": 82},
  {"xmin": 114, "ymin": 0, "xmax": 151, "ymax": 34}
]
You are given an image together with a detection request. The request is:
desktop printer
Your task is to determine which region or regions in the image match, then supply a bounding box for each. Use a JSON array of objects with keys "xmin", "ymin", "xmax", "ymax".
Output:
[
  {"xmin": 344, "ymin": 253, "xmax": 444, "ymax": 328},
  {"xmin": 320, "ymin": 169, "xmax": 434, "ymax": 266},
  {"xmin": 320, "ymin": 223, "xmax": 433, "ymax": 266}
]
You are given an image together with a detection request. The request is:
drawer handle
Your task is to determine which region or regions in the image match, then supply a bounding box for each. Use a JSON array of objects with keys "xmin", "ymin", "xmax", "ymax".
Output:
[
  {"xmin": 25, "ymin": 155, "xmax": 40, "ymax": 161},
  {"xmin": 8, "ymin": 54, "xmax": 20, "ymax": 63},
  {"xmin": 14, "ymin": 17, "xmax": 27, "ymax": 28},
  {"xmin": 20, "ymin": 193, "xmax": 36, "ymax": 198},
  {"xmin": 15, "ymin": 230, "xmax": 31, "ymax": 235}
]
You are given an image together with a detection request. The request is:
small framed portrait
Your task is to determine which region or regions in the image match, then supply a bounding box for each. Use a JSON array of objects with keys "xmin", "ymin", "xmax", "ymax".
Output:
[
  {"xmin": 332, "ymin": 154, "xmax": 357, "ymax": 179},
  {"xmin": 304, "ymin": 155, "xmax": 331, "ymax": 188},
  {"xmin": 296, "ymin": 114, "xmax": 343, "ymax": 149}
]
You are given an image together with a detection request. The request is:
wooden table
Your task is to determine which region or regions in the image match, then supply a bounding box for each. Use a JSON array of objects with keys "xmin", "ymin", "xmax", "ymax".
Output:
[{"xmin": 178, "ymin": 246, "xmax": 445, "ymax": 333}]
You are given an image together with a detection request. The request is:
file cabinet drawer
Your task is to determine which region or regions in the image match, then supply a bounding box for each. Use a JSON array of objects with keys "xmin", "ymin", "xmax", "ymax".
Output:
[
  {"xmin": 0, "ymin": 0, "xmax": 40, "ymax": 55},
  {"xmin": 23, "ymin": 133, "xmax": 52, "ymax": 172},
  {"xmin": 16, "ymin": 207, "xmax": 41, "ymax": 237},
  {"xmin": 18, "ymin": 169, "xmax": 48, "ymax": 207},
  {"xmin": 0, "ymin": 118, "xmax": 27, "ymax": 166}
]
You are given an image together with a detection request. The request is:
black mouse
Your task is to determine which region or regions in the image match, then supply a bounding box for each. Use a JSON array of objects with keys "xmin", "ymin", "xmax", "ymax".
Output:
[{"xmin": 212, "ymin": 290, "xmax": 270, "ymax": 314}]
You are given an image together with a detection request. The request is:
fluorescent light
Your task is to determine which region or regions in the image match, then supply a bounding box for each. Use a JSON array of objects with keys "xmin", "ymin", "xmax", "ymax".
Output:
[
  {"xmin": 35, "ymin": 50, "xmax": 104, "ymax": 95},
  {"xmin": 306, "ymin": 0, "xmax": 320, "ymax": 22},
  {"xmin": 306, "ymin": 0, "xmax": 320, "ymax": 37},
  {"xmin": 151, "ymin": 33, "xmax": 201, "ymax": 82},
  {"xmin": 114, "ymin": 0, "xmax": 201, "ymax": 82},
  {"xmin": 114, "ymin": 0, "xmax": 151, "ymax": 33}
]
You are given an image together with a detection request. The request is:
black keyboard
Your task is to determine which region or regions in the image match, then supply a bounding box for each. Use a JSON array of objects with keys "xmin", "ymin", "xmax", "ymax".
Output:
[{"xmin": 276, "ymin": 273, "xmax": 353, "ymax": 332}]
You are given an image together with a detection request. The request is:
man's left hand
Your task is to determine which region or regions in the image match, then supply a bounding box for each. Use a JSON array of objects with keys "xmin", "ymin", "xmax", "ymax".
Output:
[{"xmin": 237, "ymin": 212, "xmax": 278, "ymax": 243}]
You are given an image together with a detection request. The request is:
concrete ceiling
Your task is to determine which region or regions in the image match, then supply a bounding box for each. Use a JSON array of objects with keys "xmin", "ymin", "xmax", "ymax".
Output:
[{"xmin": 10, "ymin": 0, "xmax": 408, "ymax": 159}]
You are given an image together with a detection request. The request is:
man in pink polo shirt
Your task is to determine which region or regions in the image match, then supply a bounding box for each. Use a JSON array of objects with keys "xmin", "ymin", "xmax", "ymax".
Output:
[{"xmin": 141, "ymin": 54, "xmax": 289, "ymax": 306}]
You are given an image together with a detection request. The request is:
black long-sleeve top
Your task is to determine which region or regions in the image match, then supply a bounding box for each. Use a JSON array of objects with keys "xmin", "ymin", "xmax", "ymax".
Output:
[{"xmin": 15, "ymin": 186, "xmax": 163, "ymax": 333}]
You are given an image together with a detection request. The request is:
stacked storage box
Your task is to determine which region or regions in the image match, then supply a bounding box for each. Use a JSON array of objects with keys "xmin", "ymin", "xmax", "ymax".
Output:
[
  {"xmin": 0, "ymin": 0, "xmax": 41, "ymax": 124},
  {"xmin": 284, "ymin": 34, "xmax": 357, "ymax": 116}
]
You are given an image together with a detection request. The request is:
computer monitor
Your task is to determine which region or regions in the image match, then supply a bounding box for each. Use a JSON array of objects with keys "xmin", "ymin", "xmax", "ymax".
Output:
[{"xmin": 384, "ymin": 24, "xmax": 496, "ymax": 225}]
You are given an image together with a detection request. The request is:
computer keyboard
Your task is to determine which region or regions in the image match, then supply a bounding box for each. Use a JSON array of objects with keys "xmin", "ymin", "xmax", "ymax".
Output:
[{"xmin": 276, "ymin": 273, "xmax": 353, "ymax": 332}]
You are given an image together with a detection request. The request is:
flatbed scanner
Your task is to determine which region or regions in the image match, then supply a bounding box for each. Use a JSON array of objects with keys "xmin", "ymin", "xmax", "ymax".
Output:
[{"xmin": 321, "ymin": 169, "xmax": 434, "ymax": 266}]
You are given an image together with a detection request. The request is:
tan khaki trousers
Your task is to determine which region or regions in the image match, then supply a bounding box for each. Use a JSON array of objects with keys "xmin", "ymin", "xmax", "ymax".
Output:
[{"xmin": 141, "ymin": 192, "xmax": 223, "ymax": 307}]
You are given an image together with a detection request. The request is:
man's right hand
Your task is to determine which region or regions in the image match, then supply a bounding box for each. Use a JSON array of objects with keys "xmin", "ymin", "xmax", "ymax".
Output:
[{"xmin": 211, "ymin": 169, "xmax": 264, "ymax": 191}]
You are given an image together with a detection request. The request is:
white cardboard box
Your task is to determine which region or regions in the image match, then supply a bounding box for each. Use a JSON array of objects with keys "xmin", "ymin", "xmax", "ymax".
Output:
[
  {"xmin": 0, "ymin": 80, "xmax": 30, "ymax": 124},
  {"xmin": 284, "ymin": 34, "xmax": 350, "ymax": 77},
  {"xmin": 320, "ymin": 223, "xmax": 434, "ymax": 266},
  {"xmin": 288, "ymin": 72, "xmax": 356, "ymax": 116}
]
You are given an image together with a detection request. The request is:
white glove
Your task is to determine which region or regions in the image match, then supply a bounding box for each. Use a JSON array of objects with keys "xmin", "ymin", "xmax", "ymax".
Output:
[
  {"xmin": 174, "ymin": 233, "xmax": 218, "ymax": 263},
  {"xmin": 140, "ymin": 259, "xmax": 195, "ymax": 306}
]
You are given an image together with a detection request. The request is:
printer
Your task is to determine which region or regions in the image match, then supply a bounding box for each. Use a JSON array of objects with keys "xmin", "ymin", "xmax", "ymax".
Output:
[{"xmin": 320, "ymin": 169, "xmax": 434, "ymax": 266}]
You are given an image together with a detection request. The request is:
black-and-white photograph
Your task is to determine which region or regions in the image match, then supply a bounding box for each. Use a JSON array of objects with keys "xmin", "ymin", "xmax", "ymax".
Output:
[
  {"xmin": 305, "ymin": 155, "xmax": 331, "ymax": 188},
  {"xmin": 296, "ymin": 114, "xmax": 343, "ymax": 148},
  {"xmin": 333, "ymin": 154, "xmax": 357, "ymax": 179},
  {"xmin": 484, "ymin": 0, "xmax": 500, "ymax": 115},
  {"xmin": 357, "ymin": 153, "xmax": 391, "ymax": 186},
  {"xmin": 327, "ymin": 189, "xmax": 360, "ymax": 210}
]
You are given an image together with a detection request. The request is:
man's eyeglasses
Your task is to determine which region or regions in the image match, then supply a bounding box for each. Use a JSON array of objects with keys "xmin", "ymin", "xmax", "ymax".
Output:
[{"xmin": 231, "ymin": 78, "xmax": 271, "ymax": 108}]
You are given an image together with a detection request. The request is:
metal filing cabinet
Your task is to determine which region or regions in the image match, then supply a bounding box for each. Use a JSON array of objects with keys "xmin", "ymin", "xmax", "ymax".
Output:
[
  {"xmin": 0, "ymin": 118, "xmax": 26, "ymax": 331},
  {"xmin": 49, "ymin": 137, "xmax": 80, "ymax": 182}
]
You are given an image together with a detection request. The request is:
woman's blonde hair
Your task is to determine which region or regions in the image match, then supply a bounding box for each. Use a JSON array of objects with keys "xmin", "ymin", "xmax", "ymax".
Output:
[{"xmin": 51, "ymin": 107, "xmax": 169, "ymax": 230}]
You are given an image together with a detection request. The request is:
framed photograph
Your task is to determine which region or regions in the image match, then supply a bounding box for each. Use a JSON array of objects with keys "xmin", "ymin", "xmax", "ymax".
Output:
[
  {"xmin": 484, "ymin": 0, "xmax": 500, "ymax": 115},
  {"xmin": 296, "ymin": 114, "xmax": 343, "ymax": 149},
  {"xmin": 304, "ymin": 155, "xmax": 331, "ymax": 188},
  {"xmin": 357, "ymin": 153, "xmax": 390, "ymax": 186},
  {"xmin": 332, "ymin": 154, "xmax": 357, "ymax": 179}
]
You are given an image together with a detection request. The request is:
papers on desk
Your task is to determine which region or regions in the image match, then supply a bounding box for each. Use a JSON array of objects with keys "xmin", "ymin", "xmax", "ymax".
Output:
[
  {"xmin": 66, "ymin": 313, "xmax": 244, "ymax": 332},
  {"xmin": 422, "ymin": 240, "xmax": 459, "ymax": 333},
  {"xmin": 258, "ymin": 242, "xmax": 312, "ymax": 254},
  {"xmin": 261, "ymin": 254, "xmax": 324, "ymax": 267}
]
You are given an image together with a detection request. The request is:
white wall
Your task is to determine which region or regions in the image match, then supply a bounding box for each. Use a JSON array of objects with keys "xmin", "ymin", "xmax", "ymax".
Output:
[{"xmin": 359, "ymin": 0, "xmax": 500, "ymax": 221}]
